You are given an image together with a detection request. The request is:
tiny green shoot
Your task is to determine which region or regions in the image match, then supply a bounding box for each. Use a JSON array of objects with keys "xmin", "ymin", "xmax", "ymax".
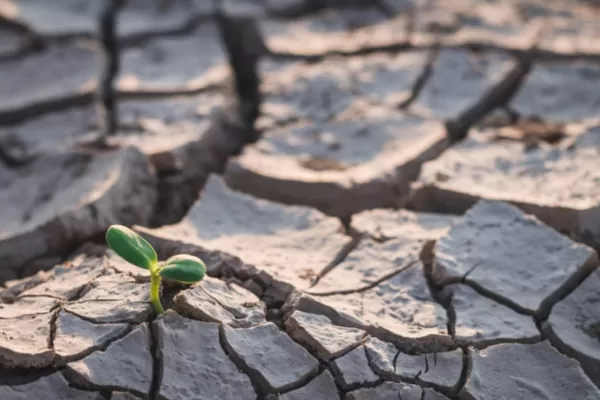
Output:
[{"xmin": 105, "ymin": 224, "xmax": 206, "ymax": 314}]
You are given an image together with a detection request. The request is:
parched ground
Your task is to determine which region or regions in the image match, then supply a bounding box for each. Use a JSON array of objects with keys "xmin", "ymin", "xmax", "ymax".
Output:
[{"xmin": 0, "ymin": 0, "xmax": 600, "ymax": 399}]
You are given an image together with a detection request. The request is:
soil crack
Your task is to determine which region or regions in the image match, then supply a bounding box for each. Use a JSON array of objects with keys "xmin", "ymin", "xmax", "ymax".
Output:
[
  {"xmin": 309, "ymin": 235, "xmax": 362, "ymax": 289},
  {"xmin": 148, "ymin": 319, "xmax": 162, "ymax": 400},
  {"xmin": 398, "ymin": 42, "xmax": 441, "ymax": 109},
  {"xmin": 307, "ymin": 259, "xmax": 419, "ymax": 297}
]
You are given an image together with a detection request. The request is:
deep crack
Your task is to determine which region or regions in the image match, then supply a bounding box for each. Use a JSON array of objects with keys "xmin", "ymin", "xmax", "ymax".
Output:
[
  {"xmin": 444, "ymin": 25, "xmax": 547, "ymax": 143},
  {"xmin": 420, "ymin": 240, "xmax": 457, "ymax": 340},
  {"xmin": 0, "ymin": 15, "xmax": 45, "ymax": 61},
  {"xmin": 423, "ymin": 354, "xmax": 430, "ymax": 374},
  {"xmin": 214, "ymin": 5, "xmax": 264, "ymax": 138},
  {"xmin": 97, "ymin": 0, "xmax": 124, "ymax": 140},
  {"xmin": 48, "ymin": 307, "xmax": 61, "ymax": 356},
  {"xmin": 218, "ymin": 325, "xmax": 266, "ymax": 398},
  {"xmin": 542, "ymin": 330, "xmax": 600, "ymax": 391},
  {"xmin": 60, "ymin": 371, "xmax": 115, "ymax": 399},
  {"xmin": 454, "ymin": 347, "xmax": 470, "ymax": 397},
  {"xmin": 148, "ymin": 319, "xmax": 162, "ymax": 400}
]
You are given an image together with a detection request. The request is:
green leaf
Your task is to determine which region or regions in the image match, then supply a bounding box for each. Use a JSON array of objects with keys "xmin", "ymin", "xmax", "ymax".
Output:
[
  {"xmin": 158, "ymin": 254, "xmax": 206, "ymax": 284},
  {"xmin": 105, "ymin": 225, "xmax": 157, "ymax": 270}
]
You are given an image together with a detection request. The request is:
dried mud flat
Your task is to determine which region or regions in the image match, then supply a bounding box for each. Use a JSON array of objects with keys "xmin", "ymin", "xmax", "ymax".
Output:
[{"xmin": 1, "ymin": 0, "xmax": 600, "ymax": 399}]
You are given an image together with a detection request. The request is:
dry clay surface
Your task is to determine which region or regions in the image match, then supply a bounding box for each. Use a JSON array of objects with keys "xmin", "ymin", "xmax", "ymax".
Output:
[
  {"xmin": 264, "ymin": 0, "xmax": 600, "ymax": 57},
  {"xmin": 1, "ymin": 0, "xmax": 600, "ymax": 399},
  {"xmin": 5, "ymin": 0, "xmax": 600, "ymax": 121},
  {"xmin": 2, "ymin": 0, "xmax": 600, "ymax": 245},
  {"xmin": 226, "ymin": 17, "xmax": 600, "ymax": 222},
  {"xmin": 2, "ymin": 175, "xmax": 599, "ymax": 399},
  {"xmin": 0, "ymin": 94, "xmax": 254, "ymax": 278},
  {"xmin": 411, "ymin": 124, "xmax": 600, "ymax": 246}
]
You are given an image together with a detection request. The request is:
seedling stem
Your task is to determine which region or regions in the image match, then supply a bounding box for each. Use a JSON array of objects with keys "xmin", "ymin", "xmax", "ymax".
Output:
[{"xmin": 105, "ymin": 224, "xmax": 206, "ymax": 315}]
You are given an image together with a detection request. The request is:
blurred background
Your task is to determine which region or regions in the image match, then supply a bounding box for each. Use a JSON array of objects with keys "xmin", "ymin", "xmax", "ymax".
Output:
[{"xmin": 0, "ymin": 0, "xmax": 599, "ymax": 283}]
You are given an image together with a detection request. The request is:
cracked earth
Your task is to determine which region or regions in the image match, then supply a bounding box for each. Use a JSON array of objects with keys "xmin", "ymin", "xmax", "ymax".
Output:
[{"xmin": 1, "ymin": 0, "xmax": 600, "ymax": 399}]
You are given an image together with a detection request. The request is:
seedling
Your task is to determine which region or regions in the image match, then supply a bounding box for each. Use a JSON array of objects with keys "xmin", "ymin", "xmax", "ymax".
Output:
[{"xmin": 105, "ymin": 224, "xmax": 206, "ymax": 314}]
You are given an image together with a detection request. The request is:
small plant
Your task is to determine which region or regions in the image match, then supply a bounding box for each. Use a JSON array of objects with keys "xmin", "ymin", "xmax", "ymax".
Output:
[{"xmin": 105, "ymin": 224, "xmax": 206, "ymax": 314}]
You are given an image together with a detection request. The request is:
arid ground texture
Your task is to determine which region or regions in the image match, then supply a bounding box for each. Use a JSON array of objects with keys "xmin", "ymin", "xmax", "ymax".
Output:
[{"xmin": 0, "ymin": 1, "xmax": 599, "ymax": 399}]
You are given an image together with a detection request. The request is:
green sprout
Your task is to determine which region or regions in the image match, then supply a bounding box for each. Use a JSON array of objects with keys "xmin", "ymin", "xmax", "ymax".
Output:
[{"xmin": 105, "ymin": 224, "xmax": 206, "ymax": 314}]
